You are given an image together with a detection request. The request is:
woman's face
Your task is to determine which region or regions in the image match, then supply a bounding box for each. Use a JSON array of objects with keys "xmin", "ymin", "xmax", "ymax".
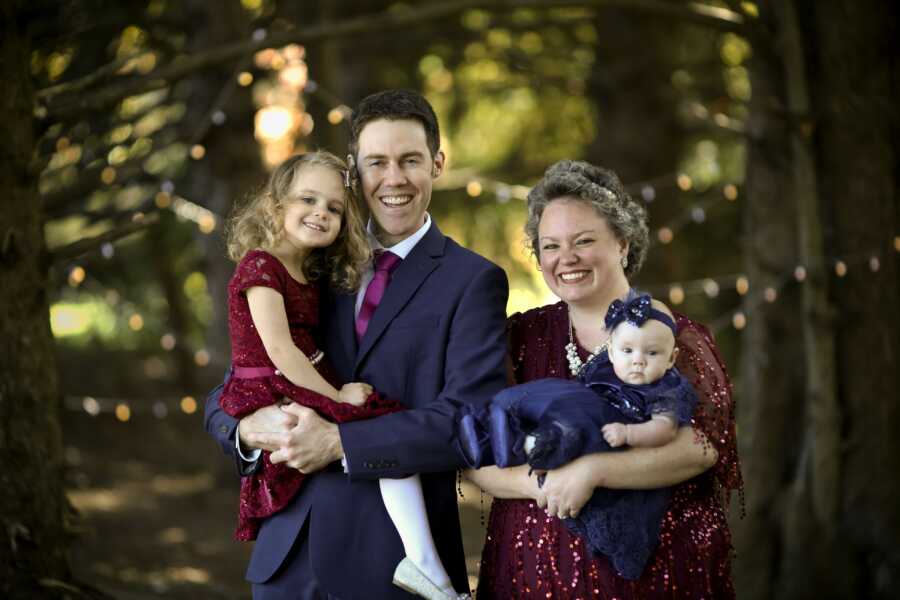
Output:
[{"xmin": 536, "ymin": 197, "xmax": 628, "ymax": 305}]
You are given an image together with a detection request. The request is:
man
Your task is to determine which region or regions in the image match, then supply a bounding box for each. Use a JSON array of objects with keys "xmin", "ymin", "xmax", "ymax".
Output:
[{"xmin": 204, "ymin": 89, "xmax": 508, "ymax": 599}]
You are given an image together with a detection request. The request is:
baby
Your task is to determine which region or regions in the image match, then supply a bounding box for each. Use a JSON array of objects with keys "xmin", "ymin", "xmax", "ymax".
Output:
[{"xmin": 457, "ymin": 294, "xmax": 696, "ymax": 580}]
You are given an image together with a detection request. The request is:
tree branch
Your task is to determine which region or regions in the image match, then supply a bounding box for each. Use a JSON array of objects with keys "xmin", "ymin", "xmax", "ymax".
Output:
[
  {"xmin": 36, "ymin": 53, "xmax": 144, "ymax": 101},
  {"xmin": 41, "ymin": 158, "xmax": 148, "ymax": 216},
  {"xmin": 42, "ymin": 0, "xmax": 747, "ymax": 121},
  {"xmin": 49, "ymin": 212, "xmax": 159, "ymax": 263}
]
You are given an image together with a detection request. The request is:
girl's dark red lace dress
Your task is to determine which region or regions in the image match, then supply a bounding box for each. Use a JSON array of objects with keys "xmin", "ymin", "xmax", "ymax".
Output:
[
  {"xmin": 220, "ymin": 250, "xmax": 400, "ymax": 541},
  {"xmin": 476, "ymin": 302, "xmax": 742, "ymax": 599}
]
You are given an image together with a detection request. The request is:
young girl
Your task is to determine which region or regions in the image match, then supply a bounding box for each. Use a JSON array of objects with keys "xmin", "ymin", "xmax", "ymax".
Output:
[
  {"xmin": 221, "ymin": 151, "xmax": 466, "ymax": 600},
  {"xmin": 457, "ymin": 294, "xmax": 697, "ymax": 580}
]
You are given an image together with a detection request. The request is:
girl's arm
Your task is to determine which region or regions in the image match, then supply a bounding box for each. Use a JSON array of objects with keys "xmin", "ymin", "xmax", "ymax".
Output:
[
  {"xmin": 602, "ymin": 414, "xmax": 678, "ymax": 448},
  {"xmin": 246, "ymin": 286, "xmax": 342, "ymax": 401}
]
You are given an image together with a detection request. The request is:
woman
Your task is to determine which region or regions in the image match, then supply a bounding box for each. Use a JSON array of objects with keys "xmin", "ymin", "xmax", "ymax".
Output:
[{"xmin": 467, "ymin": 160, "xmax": 742, "ymax": 598}]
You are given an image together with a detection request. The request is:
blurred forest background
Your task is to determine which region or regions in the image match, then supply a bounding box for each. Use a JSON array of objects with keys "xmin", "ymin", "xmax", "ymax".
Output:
[{"xmin": 1, "ymin": 1, "xmax": 897, "ymax": 599}]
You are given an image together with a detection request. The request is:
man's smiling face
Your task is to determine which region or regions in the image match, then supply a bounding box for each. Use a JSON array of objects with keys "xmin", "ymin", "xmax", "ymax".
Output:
[{"xmin": 356, "ymin": 118, "xmax": 443, "ymax": 246}]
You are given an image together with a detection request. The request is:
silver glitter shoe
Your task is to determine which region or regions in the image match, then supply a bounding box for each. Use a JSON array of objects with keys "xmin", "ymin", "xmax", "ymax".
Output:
[{"xmin": 392, "ymin": 557, "xmax": 470, "ymax": 600}]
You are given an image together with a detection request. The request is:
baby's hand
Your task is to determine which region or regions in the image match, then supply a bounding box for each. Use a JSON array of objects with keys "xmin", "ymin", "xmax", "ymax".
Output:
[
  {"xmin": 337, "ymin": 382, "xmax": 373, "ymax": 406},
  {"xmin": 602, "ymin": 423, "xmax": 628, "ymax": 448}
]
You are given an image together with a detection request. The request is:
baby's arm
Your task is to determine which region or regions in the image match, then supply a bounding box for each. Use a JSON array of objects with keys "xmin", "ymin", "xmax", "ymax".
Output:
[
  {"xmin": 246, "ymin": 286, "xmax": 370, "ymax": 405},
  {"xmin": 602, "ymin": 414, "xmax": 678, "ymax": 448}
]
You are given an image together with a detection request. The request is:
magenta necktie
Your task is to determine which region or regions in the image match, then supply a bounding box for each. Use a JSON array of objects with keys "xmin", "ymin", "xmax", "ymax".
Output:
[{"xmin": 355, "ymin": 251, "xmax": 402, "ymax": 340}]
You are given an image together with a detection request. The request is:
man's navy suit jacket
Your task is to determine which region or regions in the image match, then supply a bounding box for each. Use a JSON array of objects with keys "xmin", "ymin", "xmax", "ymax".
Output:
[{"xmin": 204, "ymin": 223, "xmax": 509, "ymax": 599}]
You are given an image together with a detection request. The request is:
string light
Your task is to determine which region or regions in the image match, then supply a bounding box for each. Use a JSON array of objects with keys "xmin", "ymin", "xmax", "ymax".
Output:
[
  {"xmin": 834, "ymin": 261, "xmax": 847, "ymax": 277},
  {"xmin": 763, "ymin": 287, "xmax": 777, "ymax": 302},
  {"xmin": 193, "ymin": 349, "xmax": 210, "ymax": 367},
  {"xmin": 735, "ymin": 275, "xmax": 749, "ymax": 295},
  {"xmin": 668, "ymin": 284, "xmax": 685, "ymax": 305},
  {"xmin": 115, "ymin": 403, "xmax": 131, "ymax": 422},
  {"xmin": 703, "ymin": 279, "xmax": 720, "ymax": 298},
  {"xmin": 83, "ymin": 396, "xmax": 100, "ymax": 416},
  {"xmin": 128, "ymin": 314, "xmax": 144, "ymax": 331},
  {"xmin": 869, "ymin": 256, "xmax": 880, "ymax": 272},
  {"xmin": 68, "ymin": 266, "xmax": 86, "ymax": 287},
  {"xmin": 657, "ymin": 227, "xmax": 674, "ymax": 244},
  {"xmin": 180, "ymin": 396, "xmax": 198, "ymax": 414},
  {"xmin": 794, "ymin": 266, "xmax": 807, "ymax": 282},
  {"xmin": 732, "ymin": 311, "xmax": 747, "ymax": 330},
  {"xmin": 466, "ymin": 180, "xmax": 483, "ymax": 197},
  {"xmin": 160, "ymin": 333, "xmax": 176, "ymax": 350},
  {"xmin": 723, "ymin": 184, "xmax": 738, "ymax": 201}
]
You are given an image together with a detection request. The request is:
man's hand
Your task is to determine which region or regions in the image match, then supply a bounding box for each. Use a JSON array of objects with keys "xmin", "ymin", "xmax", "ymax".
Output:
[
  {"xmin": 239, "ymin": 403, "xmax": 298, "ymax": 452},
  {"xmin": 534, "ymin": 455, "xmax": 599, "ymax": 520},
  {"xmin": 268, "ymin": 404, "xmax": 344, "ymax": 474}
]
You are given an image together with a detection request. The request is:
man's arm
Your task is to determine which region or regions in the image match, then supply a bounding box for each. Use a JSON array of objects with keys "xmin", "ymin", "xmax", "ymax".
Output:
[
  {"xmin": 203, "ymin": 382, "xmax": 298, "ymax": 475},
  {"xmin": 268, "ymin": 263, "xmax": 509, "ymax": 478},
  {"xmin": 341, "ymin": 264, "xmax": 509, "ymax": 479}
]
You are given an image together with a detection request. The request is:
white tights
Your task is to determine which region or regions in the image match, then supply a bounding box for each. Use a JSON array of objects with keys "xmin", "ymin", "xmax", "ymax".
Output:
[{"xmin": 380, "ymin": 475, "xmax": 454, "ymax": 592}]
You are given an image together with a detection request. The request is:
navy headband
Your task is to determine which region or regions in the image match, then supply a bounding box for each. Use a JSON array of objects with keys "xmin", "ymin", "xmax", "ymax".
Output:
[{"xmin": 604, "ymin": 294, "xmax": 677, "ymax": 336}]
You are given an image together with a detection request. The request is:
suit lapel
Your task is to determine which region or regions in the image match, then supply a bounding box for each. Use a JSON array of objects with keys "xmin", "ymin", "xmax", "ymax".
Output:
[{"xmin": 354, "ymin": 224, "xmax": 446, "ymax": 371}]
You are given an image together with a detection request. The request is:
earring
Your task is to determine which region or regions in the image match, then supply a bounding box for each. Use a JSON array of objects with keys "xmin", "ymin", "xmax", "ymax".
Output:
[
  {"xmin": 432, "ymin": 166, "xmax": 439, "ymax": 177},
  {"xmin": 621, "ymin": 255, "xmax": 628, "ymax": 269}
]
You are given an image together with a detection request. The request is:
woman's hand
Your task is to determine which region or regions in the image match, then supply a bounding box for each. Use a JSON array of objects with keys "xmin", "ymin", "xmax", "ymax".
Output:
[
  {"xmin": 535, "ymin": 456, "xmax": 598, "ymax": 520},
  {"xmin": 337, "ymin": 382, "xmax": 373, "ymax": 405}
]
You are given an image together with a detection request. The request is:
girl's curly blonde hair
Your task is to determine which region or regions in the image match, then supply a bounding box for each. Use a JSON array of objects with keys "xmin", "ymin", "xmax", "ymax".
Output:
[{"xmin": 226, "ymin": 151, "xmax": 371, "ymax": 292}]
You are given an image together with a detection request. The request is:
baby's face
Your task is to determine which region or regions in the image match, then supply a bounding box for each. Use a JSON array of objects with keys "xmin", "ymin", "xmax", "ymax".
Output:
[{"xmin": 608, "ymin": 320, "xmax": 677, "ymax": 385}]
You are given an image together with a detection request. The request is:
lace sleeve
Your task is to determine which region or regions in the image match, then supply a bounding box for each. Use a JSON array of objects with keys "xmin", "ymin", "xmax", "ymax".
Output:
[
  {"xmin": 232, "ymin": 250, "xmax": 288, "ymax": 295},
  {"xmin": 675, "ymin": 317, "xmax": 743, "ymax": 496}
]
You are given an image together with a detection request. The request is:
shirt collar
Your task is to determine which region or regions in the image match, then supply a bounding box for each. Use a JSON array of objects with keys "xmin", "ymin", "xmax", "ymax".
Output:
[{"xmin": 366, "ymin": 213, "xmax": 432, "ymax": 259}]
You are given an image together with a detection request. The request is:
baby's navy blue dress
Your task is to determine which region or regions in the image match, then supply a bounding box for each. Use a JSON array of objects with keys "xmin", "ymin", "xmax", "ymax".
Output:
[{"xmin": 457, "ymin": 353, "xmax": 697, "ymax": 580}]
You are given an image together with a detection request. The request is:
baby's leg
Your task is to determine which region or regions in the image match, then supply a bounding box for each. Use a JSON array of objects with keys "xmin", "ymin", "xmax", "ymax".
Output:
[{"xmin": 380, "ymin": 475, "xmax": 455, "ymax": 594}]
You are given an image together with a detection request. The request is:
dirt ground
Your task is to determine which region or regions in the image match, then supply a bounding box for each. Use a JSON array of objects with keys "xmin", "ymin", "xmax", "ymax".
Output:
[{"xmin": 63, "ymin": 407, "xmax": 491, "ymax": 599}]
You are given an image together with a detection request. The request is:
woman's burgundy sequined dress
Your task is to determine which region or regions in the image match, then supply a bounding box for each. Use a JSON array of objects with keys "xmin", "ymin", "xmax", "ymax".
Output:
[
  {"xmin": 220, "ymin": 250, "xmax": 400, "ymax": 541},
  {"xmin": 477, "ymin": 302, "xmax": 742, "ymax": 599}
]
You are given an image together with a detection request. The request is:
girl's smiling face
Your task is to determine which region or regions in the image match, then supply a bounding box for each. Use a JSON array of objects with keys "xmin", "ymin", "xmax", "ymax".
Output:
[{"xmin": 279, "ymin": 164, "xmax": 346, "ymax": 257}]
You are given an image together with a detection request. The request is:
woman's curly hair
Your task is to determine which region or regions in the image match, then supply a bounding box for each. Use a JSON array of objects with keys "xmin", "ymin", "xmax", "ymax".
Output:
[
  {"xmin": 525, "ymin": 160, "xmax": 649, "ymax": 278},
  {"xmin": 226, "ymin": 151, "xmax": 371, "ymax": 292}
]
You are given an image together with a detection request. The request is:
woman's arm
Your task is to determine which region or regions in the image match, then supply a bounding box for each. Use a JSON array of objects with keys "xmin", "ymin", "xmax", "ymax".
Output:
[
  {"xmin": 246, "ymin": 286, "xmax": 342, "ymax": 400},
  {"xmin": 464, "ymin": 464, "xmax": 541, "ymax": 500},
  {"xmin": 537, "ymin": 426, "xmax": 717, "ymax": 519}
]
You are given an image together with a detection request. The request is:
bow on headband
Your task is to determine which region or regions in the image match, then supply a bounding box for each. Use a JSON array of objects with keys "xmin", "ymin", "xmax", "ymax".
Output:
[{"xmin": 604, "ymin": 294, "xmax": 677, "ymax": 336}]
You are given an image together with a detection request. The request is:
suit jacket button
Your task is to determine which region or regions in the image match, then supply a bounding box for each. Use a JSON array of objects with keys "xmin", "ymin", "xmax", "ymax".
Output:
[{"xmin": 219, "ymin": 425, "xmax": 228, "ymax": 434}]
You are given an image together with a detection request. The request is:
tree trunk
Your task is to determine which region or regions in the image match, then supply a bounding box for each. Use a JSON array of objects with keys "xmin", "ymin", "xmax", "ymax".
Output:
[
  {"xmin": 737, "ymin": 1, "xmax": 899, "ymax": 597},
  {"xmin": 807, "ymin": 0, "xmax": 900, "ymax": 596},
  {"xmin": 181, "ymin": 0, "xmax": 265, "ymax": 378},
  {"xmin": 0, "ymin": 4, "xmax": 70, "ymax": 598},
  {"xmin": 733, "ymin": 3, "xmax": 805, "ymax": 596}
]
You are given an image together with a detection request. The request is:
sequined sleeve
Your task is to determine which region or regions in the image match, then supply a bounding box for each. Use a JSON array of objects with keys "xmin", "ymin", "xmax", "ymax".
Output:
[
  {"xmin": 505, "ymin": 311, "xmax": 526, "ymax": 385},
  {"xmin": 674, "ymin": 317, "xmax": 743, "ymax": 495},
  {"xmin": 232, "ymin": 249, "xmax": 289, "ymax": 296}
]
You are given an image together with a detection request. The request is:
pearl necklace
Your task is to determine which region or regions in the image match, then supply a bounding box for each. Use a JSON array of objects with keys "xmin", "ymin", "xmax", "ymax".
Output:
[{"xmin": 565, "ymin": 311, "xmax": 609, "ymax": 376}]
